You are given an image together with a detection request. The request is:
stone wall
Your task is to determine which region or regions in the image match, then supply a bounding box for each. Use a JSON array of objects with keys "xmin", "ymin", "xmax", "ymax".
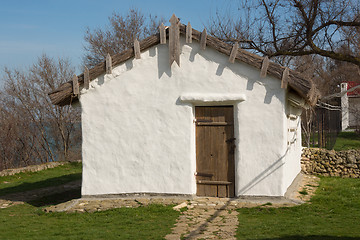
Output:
[
  {"xmin": 301, "ymin": 148, "xmax": 360, "ymax": 178},
  {"xmin": 0, "ymin": 160, "xmax": 81, "ymax": 177}
]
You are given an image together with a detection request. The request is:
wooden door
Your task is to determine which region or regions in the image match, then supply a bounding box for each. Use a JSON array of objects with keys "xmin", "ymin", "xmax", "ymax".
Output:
[{"xmin": 195, "ymin": 106, "xmax": 235, "ymax": 198}]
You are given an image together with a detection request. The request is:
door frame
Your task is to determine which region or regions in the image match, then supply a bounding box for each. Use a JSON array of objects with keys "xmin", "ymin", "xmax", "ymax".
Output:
[
  {"xmin": 179, "ymin": 93, "xmax": 246, "ymax": 198},
  {"xmin": 194, "ymin": 105, "xmax": 235, "ymax": 197}
]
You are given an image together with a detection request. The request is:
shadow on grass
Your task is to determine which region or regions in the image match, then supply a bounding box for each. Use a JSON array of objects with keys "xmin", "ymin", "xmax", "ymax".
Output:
[
  {"xmin": 0, "ymin": 173, "xmax": 82, "ymax": 207},
  {"xmin": 29, "ymin": 188, "xmax": 81, "ymax": 207},
  {"xmin": 255, "ymin": 236, "xmax": 360, "ymax": 240},
  {"xmin": 0, "ymin": 173, "xmax": 81, "ymax": 196}
]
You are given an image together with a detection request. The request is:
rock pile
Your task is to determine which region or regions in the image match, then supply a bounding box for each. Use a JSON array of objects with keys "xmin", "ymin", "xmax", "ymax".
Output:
[{"xmin": 301, "ymin": 148, "xmax": 360, "ymax": 178}]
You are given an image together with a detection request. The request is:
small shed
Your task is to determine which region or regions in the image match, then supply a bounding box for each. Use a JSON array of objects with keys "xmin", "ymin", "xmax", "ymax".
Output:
[{"xmin": 49, "ymin": 15, "xmax": 319, "ymax": 197}]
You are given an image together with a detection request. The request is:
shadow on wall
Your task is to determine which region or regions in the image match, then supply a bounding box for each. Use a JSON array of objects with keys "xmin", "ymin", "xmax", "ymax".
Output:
[
  {"xmin": 157, "ymin": 45, "xmax": 172, "ymax": 79},
  {"xmin": 95, "ymin": 57, "xmax": 135, "ymax": 87},
  {"xmin": 97, "ymin": 75, "xmax": 105, "ymax": 86},
  {"xmin": 175, "ymin": 97, "xmax": 193, "ymax": 108},
  {"xmin": 239, "ymin": 156, "xmax": 285, "ymax": 195},
  {"xmin": 239, "ymin": 147, "xmax": 291, "ymax": 195},
  {"xmin": 246, "ymin": 74, "xmax": 281, "ymax": 104},
  {"xmin": 156, "ymin": 42, "xmax": 281, "ymax": 105},
  {"xmin": 125, "ymin": 59, "xmax": 133, "ymax": 71}
]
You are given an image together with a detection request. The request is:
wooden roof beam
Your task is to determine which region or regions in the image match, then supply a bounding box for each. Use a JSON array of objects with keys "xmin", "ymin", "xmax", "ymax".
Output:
[
  {"xmin": 159, "ymin": 23, "xmax": 166, "ymax": 44},
  {"xmin": 134, "ymin": 39, "xmax": 141, "ymax": 59},
  {"xmin": 260, "ymin": 56, "xmax": 269, "ymax": 78},
  {"xmin": 186, "ymin": 22, "xmax": 192, "ymax": 43},
  {"xmin": 281, "ymin": 67, "xmax": 289, "ymax": 89},
  {"xmin": 229, "ymin": 43, "xmax": 239, "ymax": 63},
  {"xmin": 84, "ymin": 66, "xmax": 90, "ymax": 90},
  {"xmin": 72, "ymin": 74, "xmax": 79, "ymax": 96},
  {"xmin": 106, "ymin": 53, "xmax": 112, "ymax": 74},
  {"xmin": 200, "ymin": 29, "xmax": 207, "ymax": 50},
  {"xmin": 169, "ymin": 14, "xmax": 180, "ymax": 66}
]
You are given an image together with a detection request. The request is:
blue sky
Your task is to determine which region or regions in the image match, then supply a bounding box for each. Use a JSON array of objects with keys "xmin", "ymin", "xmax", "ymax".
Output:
[{"xmin": 0, "ymin": 0, "xmax": 234, "ymax": 77}]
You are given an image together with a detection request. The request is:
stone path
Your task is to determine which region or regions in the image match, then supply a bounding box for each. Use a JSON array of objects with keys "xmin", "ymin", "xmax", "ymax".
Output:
[
  {"xmin": 165, "ymin": 199, "xmax": 240, "ymax": 240},
  {"xmin": 165, "ymin": 174, "xmax": 320, "ymax": 239},
  {"xmin": 165, "ymin": 195, "xmax": 304, "ymax": 240}
]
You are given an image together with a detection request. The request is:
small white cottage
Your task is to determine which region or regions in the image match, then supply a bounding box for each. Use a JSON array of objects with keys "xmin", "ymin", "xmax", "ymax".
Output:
[{"xmin": 49, "ymin": 15, "xmax": 319, "ymax": 198}]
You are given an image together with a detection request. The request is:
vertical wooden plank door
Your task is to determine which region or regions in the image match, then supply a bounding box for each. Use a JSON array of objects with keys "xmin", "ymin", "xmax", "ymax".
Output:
[{"xmin": 195, "ymin": 106, "xmax": 235, "ymax": 198}]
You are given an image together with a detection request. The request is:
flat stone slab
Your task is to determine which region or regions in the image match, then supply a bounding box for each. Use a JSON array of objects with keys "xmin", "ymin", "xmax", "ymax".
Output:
[
  {"xmin": 43, "ymin": 174, "xmax": 319, "ymax": 213},
  {"xmin": 44, "ymin": 197, "xmax": 186, "ymax": 213}
]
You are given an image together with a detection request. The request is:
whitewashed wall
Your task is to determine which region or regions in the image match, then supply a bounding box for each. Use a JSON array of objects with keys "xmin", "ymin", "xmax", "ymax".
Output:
[
  {"xmin": 282, "ymin": 108, "xmax": 302, "ymax": 194},
  {"xmin": 349, "ymin": 97, "xmax": 360, "ymax": 127},
  {"xmin": 80, "ymin": 37, "xmax": 300, "ymax": 197},
  {"xmin": 341, "ymin": 83, "xmax": 349, "ymax": 130}
]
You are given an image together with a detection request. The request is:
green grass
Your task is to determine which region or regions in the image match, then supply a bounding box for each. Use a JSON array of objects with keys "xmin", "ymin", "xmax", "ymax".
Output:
[
  {"xmin": 236, "ymin": 177, "xmax": 360, "ymax": 239},
  {"xmin": 333, "ymin": 131, "xmax": 360, "ymax": 151},
  {"xmin": 0, "ymin": 204, "xmax": 179, "ymax": 240},
  {"xmin": 0, "ymin": 162, "xmax": 179, "ymax": 239},
  {"xmin": 0, "ymin": 162, "xmax": 82, "ymax": 196}
]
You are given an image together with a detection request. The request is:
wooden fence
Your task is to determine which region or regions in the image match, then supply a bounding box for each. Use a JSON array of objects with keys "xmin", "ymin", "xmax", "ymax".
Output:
[{"xmin": 304, "ymin": 102, "xmax": 342, "ymax": 149}]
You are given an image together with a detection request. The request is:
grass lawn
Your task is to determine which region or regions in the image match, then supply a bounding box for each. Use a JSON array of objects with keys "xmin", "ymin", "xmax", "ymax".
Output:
[
  {"xmin": 0, "ymin": 162, "xmax": 82, "ymax": 196},
  {"xmin": 2, "ymin": 162, "xmax": 360, "ymax": 239},
  {"xmin": 333, "ymin": 131, "xmax": 360, "ymax": 151},
  {"xmin": 0, "ymin": 203, "xmax": 179, "ymax": 239},
  {"xmin": 236, "ymin": 177, "xmax": 360, "ymax": 239},
  {"xmin": 0, "ymin": 163, "xmax": 179, "ymax": 239}
]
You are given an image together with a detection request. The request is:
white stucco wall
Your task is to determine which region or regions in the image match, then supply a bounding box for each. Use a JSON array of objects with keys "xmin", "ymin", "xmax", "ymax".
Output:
[
  {"xmin": 349, "ymin": 97, "xmax": 360, "ymax": 127},
  {"xmin": 281, "ymin": 107, "xmax": 302, "ymax": 194},
  {"xmin": 341, "ymin": 83, "xmax": 349, "ymax": 130},
  {"xmin": 80, "ymin": 37, "xmax": 300, "ymax": 197}
]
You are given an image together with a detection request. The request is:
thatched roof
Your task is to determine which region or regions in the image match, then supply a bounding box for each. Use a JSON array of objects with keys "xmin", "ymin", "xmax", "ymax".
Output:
[{"xmin": 49, "ymin": 18, "xmax": 320, "ymax": 106}]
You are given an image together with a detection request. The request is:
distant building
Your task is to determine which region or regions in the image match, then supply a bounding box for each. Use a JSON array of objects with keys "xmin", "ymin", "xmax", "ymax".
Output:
[{"xmin": 341, "ymin": 82, "xmax": 360, "ymax": 130}]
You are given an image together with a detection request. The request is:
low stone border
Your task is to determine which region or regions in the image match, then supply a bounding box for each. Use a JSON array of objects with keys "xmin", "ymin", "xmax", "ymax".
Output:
[
  {"xmin": 44, "ymin": 197, "xmax": 186, "ymax": 213},
  {"xmin": 0, "ymin": 160, "xmax": 81, "ymax": 177}
]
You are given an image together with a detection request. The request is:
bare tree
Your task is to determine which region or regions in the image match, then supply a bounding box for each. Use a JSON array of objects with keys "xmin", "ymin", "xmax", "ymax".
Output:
[
  {"xmin": 208, "ymin": 0, "xmax": 360, "ymax": 66},
  {"xmin": 301, "ymin": 108, "xmax": 315, "ymax": 147},
  {"xmin": 0, "ymin": 55, "xmax": 80, "ymax": 170},
  {"xmin": 84, "ymin": 8, "xmax": 163, "ymax": 67}
]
